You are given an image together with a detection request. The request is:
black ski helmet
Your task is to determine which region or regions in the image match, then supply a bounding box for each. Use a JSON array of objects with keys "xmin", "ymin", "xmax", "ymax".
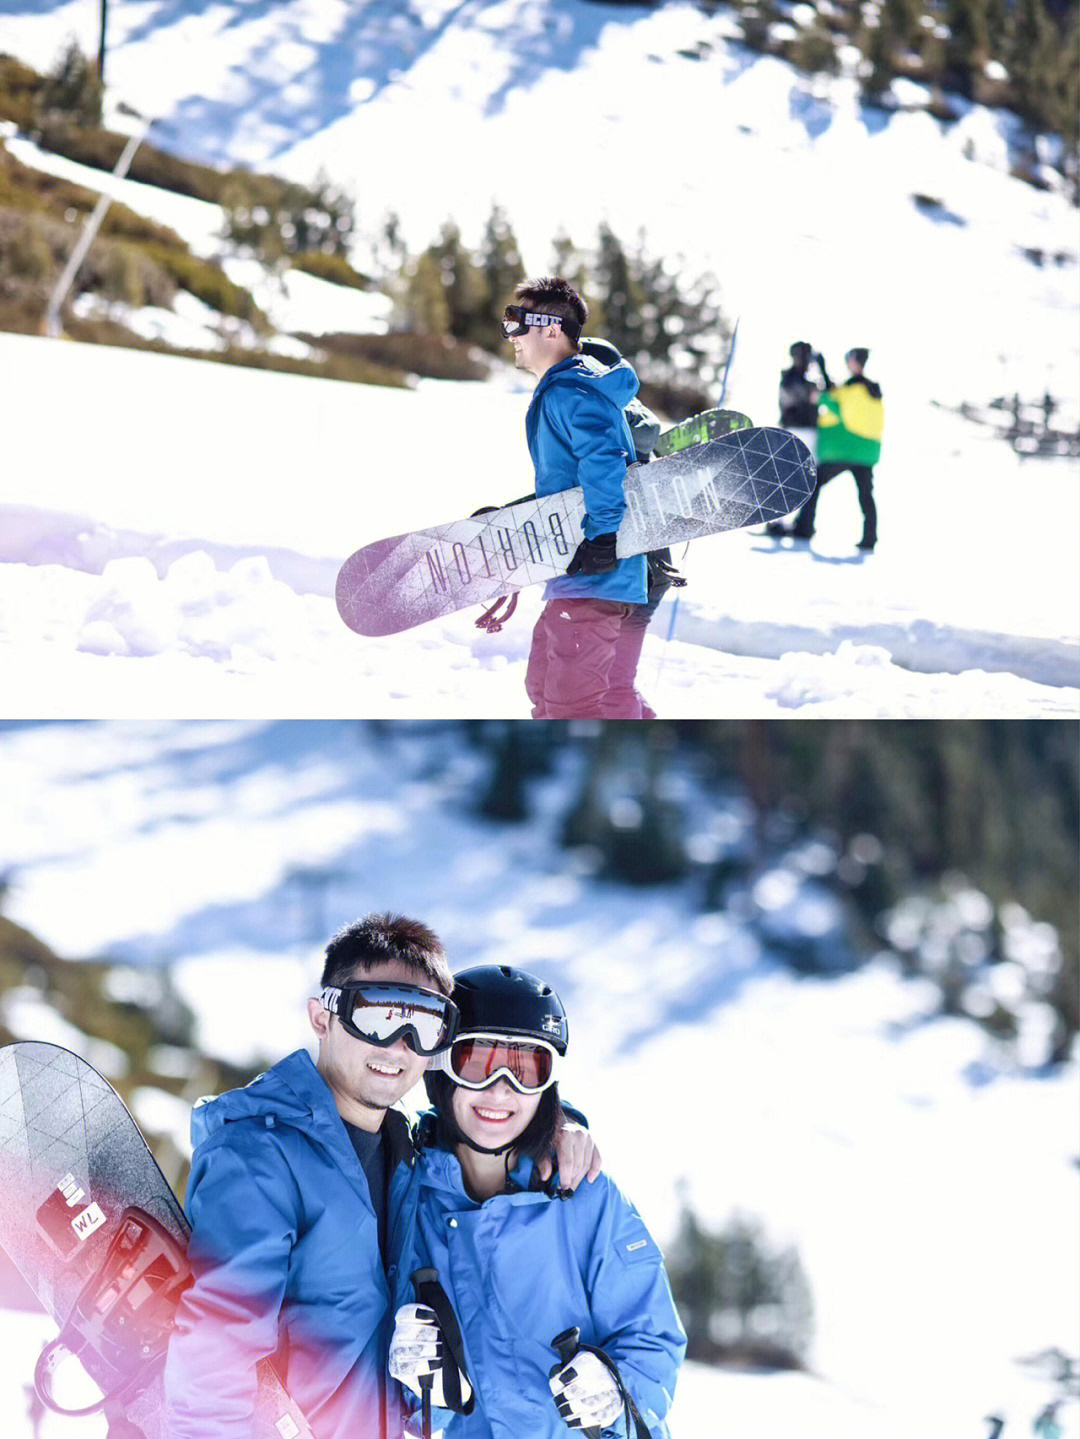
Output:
[
  {"xmin": 450, "ymin": 965, "xmax": 569, "ymax": 1054},
  {"xmin": 790, "ymin": 340, "xmax": 812, "ymax": 362},
  {"xmin": 846, "ymin": 347, "xmax": 869, "ymax": 366}
]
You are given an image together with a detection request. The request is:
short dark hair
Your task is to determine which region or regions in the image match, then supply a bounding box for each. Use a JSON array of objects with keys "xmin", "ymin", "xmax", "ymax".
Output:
[
  {"xmin": 321, "ymin": 912, "xmax": 453, "ymax": 996},
  {"xmin": 513, "ymin": 276, "xmax": 587, "ymax": 341},
  {"xmin": 424, "ymin": 1069, "xmax": 565, "ymax": 1171}
]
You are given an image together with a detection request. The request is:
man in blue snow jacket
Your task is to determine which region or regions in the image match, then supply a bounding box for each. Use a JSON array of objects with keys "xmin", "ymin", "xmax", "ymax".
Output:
[
  {"xmin": 162, "ymin": 914, "xmax": 601, "ymax": 1439},
  {"xmin": 504, "ymin": 277, "xmax": 649, "ymax": 719}
]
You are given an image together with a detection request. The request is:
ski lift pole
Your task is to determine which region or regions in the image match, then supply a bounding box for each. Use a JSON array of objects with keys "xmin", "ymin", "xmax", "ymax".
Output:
[
  {"xmin": 44, "ymin": 111, "xmax": 152, "ymax": 339},
  {"xmin": 654, "ymin": 315, "xmax": 740, "ymax": 688}
]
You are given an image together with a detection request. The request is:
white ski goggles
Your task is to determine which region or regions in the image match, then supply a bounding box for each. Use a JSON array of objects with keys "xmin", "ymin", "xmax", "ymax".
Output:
[
  {"xmin": 431, "ymin": 1032, "xmax": 562, "ymax": 1094},
  {"xmin": 320, "ymin": 982, "xmax": 458, "ymax": 1056}
]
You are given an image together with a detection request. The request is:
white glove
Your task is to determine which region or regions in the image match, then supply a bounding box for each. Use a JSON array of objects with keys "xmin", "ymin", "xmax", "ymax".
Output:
[
  {"xmin": 389, "ymin": 1303, "xmax": 473, "ymax": 1411},
  {"xmin": 549, "ymin": 1349, "xmax": 623, "ymax": 1431}
]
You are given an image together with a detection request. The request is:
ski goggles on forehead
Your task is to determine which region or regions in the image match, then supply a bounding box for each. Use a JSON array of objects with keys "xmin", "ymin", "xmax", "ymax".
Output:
[
  {"xmin": 501, "ymin": 305, "xmax": 581, "ymax": 342},
  {"xmin": 320, "ymin": 982, "xmax": 459, "ymax": 1056},
  {"xmin": 434, "ymin": 1033, "xmax": 561, "ymax": 1093}
]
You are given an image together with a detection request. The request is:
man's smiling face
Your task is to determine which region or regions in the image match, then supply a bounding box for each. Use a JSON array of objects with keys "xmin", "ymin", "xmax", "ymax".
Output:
[
  {"xmin": 511, "ymin": 316, "xmax": 554, "ymax": 376},
  {"xmin": 309, "ymin": 957, "xmax": 433, "ymax": 1126}
]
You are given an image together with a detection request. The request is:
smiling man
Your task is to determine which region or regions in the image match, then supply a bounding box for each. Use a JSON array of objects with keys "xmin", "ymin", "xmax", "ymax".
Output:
[
  {"xmin": 163, "ymin": 915, "xmax": 599, "ymax": 1439},
  {"xmin": 503, "ymin": 277, "xmax": 649, "ymax": 719}
]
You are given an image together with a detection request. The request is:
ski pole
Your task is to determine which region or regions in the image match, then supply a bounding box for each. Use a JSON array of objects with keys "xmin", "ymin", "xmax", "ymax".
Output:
[
  {"xmin": 411, "ymin": 1268, "xmax": 439, "ymax": 1439},
  {"xmin": 551, "ymin": 1327, "xmax": 602, "ymax": 1439}
]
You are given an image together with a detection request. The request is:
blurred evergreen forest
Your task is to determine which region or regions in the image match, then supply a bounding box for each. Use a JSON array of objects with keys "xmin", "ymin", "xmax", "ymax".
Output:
[{"xmin": 469, "ymin": 719, "xmax": 1078, "ymax": 1059}]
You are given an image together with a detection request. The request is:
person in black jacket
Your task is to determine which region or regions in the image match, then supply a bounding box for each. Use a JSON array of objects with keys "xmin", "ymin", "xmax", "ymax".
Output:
[
  {"xmin": 790, "ymin": 347, "xmax": 883, "ymax": 552},
  {"xmin": 767, "ymin": 341, "xmax": 830, "ymax": 538}
]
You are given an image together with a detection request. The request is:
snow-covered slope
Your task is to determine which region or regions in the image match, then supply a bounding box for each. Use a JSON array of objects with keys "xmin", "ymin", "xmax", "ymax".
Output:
[
  {"xmin": 0, "ymin": 0, "xmax": 1077, "ymax": 715},
  {"xmin": 0, "ymin": 329, "xmax": 1075, "ymax": 718},
  {"xmin": 0, "ymin": 722, "xmax": 1076, "ymax": 1437}
]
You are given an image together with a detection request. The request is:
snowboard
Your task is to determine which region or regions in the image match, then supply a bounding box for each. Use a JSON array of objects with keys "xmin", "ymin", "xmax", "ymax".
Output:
[
  {"xmin": 336, "ymin": 426, "xmax": 815, "ymax": 637},
  {"xmin": 0, "ymin": 1041, "xmax": 314, "ymax": 1439},
  {"xmin": 654, "ymin": 407, "xmax": 752, "ymax": 456}
]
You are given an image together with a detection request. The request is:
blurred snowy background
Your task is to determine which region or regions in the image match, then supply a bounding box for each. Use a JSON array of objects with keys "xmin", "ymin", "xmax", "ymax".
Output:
[{"xmin": 0, "ymin": 719, "xmax": 1076, "ymax": 1437}]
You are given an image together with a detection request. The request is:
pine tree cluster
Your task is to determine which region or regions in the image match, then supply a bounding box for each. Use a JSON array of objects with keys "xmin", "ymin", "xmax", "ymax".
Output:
[{"xmin": 392, "ymin": 206, "xmax": 732, "ymax": 400}]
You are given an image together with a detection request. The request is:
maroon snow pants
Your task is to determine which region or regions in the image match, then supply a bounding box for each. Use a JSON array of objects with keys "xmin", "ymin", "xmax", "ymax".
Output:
[{"xmin": 525, "ymin": 598, "xmax": 655, "ymax": 720}]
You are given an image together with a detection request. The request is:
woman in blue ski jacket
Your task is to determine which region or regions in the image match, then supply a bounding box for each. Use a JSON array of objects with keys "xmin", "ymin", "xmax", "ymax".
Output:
[{"xmin": 389, "ymin": 965, "xmax": 686, "ymax": 1438}]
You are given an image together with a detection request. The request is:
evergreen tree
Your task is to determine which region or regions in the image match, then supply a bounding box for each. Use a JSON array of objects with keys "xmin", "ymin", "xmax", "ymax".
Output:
[
  {"xmin": 38, "ymin": 39, "xmax": 102, "ymax": 127},
  {"xmin": 426, "ymin": 219, "xmax": 484, "ymax": 341},
  {"xmin": 665, "ymin": 1193, "xmax": 815, "ymax": 1367},
  {"xmin": 1004, "ymin": 0, "xmax": 1070, "ymax": 134},
  {"xmin": 549, "ymin": 230, "xmax": 593, "ymax": 330},
  {"xmin": 942, "ymin": 0, "xmax": 990, "ymax": 98},
  {"xmin": 401, "ymin": 250, "xmax": 451, "ymax": 334},
  {"xmin": 594, "ymin": 222, "xmax": 639, "ymax": 359},
  {"xmin": 476, "ymin": 204, "xmax": 523, "ymax": 349},
  {"xmin": 862, "ymin": 0, "xmax": 921, "ymax": 102}
]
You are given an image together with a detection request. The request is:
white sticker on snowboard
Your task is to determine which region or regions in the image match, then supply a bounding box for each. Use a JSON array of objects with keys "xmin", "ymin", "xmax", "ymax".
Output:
[{"xmin": 70, "ymin": 1202, "xmax": 107, "ymax": 1241}]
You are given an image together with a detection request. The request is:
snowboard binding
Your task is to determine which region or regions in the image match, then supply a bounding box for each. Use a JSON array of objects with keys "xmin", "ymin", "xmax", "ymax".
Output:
[{"xmin": 34, "ymin": 1207, "xmax": 192, "ymax": 1417}]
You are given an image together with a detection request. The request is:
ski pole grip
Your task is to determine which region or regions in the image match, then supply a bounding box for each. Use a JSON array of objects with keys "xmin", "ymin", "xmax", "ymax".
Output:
[
  {"xmin": 550, "ymin": 1327, "xmax": 602, "ymax": 1439},
  {"xmin": 552, "ymin": 1327, "xmax": 581, "ymax": 1368},
  {"xmin": 411, "ymin": 1269, "xmax": 439, "ymax": 1439}
]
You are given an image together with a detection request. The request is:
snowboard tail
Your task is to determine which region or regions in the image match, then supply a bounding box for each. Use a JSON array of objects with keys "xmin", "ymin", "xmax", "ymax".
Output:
[
  {"xmin": 0, "ymin": 1042, "xmax": 314, "ymax": 1439},
  {"xmin": 336, "ymin": 426, "xmax": 815, "ymax": 638}
]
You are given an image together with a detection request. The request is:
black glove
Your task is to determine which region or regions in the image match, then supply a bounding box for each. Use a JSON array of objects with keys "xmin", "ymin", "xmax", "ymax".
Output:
[
  {"xmin": 646, "ymin": 550, "xmax": 687, "ymax": 597},
  {"xmin": 566, "ymin": 532, "xmax": 618, "ymax": 576}
]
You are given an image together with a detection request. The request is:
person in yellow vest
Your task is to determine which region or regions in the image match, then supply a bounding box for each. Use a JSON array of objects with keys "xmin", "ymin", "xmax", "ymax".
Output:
[{"xmin": 791, "ymin": 347, "xmax": 884, "ymax": 552}]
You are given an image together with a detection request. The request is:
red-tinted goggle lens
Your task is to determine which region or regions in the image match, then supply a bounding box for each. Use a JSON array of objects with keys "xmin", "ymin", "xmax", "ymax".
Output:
[{"xmin": 448, "ymin": 1037, "xmax": 553, "ymax": 1092}]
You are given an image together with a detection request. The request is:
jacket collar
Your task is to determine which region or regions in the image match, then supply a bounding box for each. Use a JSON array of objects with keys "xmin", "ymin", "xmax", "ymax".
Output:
[
  {"xmin": 193, "ymin": 1048, "xmax": 416, "ymax": 1179},
  {"xmin": 416, "ymin": 1142, "xmax": 546, "ymax": 1204}
]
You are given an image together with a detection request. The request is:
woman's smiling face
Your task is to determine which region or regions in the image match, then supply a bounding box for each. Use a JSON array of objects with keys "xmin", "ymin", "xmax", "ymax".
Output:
[{"xmin": 450, "ymin": 1075, "xmax": 541, "ymax": 1151}]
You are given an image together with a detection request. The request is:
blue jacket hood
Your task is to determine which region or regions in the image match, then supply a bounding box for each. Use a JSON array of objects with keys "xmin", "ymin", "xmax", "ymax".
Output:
[
  {"xmin": 193, "ymin": 1048, "xmax": 348, "ymax": 1146},
  {"xmin": 533, "ymin": 352, "xmax": 640, "ymax": 410}
]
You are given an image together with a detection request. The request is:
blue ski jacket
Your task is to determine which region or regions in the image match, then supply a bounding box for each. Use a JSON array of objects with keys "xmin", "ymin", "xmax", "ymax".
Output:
[
  {"xmin": 163, "ymin": 1049, "xmax": 417, "ymax": 1439},
  {"xmin": 401, "ymin": 1145, "xmax": 686, "ymax": 1439},
  {"xmin": 526, "ymin": 353, "xmax": 649, "ymax": 605}
]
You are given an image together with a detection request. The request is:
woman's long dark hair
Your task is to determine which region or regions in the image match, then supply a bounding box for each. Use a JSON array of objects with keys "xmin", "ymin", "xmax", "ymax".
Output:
[{"xmin": 423, "ymin": 1069, "xmax": 564, "ymax": 1172}]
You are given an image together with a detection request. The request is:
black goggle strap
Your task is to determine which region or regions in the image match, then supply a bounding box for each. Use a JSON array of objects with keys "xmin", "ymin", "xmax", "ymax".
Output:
[{"xmin": 503, "ymin": 308, "xmax": 582, "ymax": 341}]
